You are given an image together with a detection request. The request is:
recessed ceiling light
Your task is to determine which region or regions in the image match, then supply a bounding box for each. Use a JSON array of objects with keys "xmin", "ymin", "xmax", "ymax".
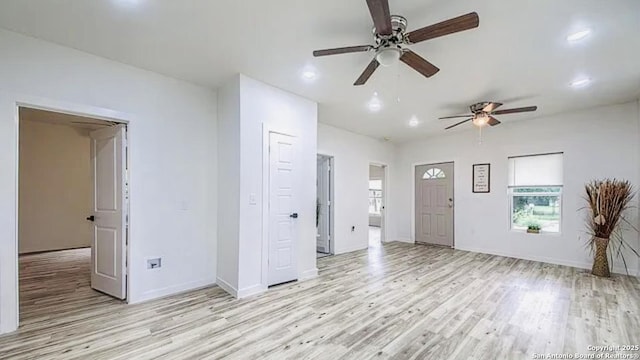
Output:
[
  {"xmin": 113, "ymin": 0, "xmax": 142, "ymax": 7},
  {"xmin": 567, "ymin": 29, "xmax": 591, "ymax": 42},
  {"xmin": 301, "ymin": 66, "xmax": 318, "ymax": 82},
  {"xmin": 368, "ymin": 92, "xmax": 382, "ymax": 112},
  {"xmin": 408, "ymin": 116, "xmax": 420, "ymax": 127},
  {"xmin": 570, "ymin": 77, "xmax": 592, "ymax": 88}
]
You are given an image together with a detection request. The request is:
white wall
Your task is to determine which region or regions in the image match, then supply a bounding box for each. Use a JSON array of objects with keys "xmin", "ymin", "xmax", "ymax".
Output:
[
  {"xmin": 216, "ymin": 75, "xmax": 318, "ymax": 297},
  {"xmin": 239, "ymin": 75, "xmax": 318, "ymax": 294},
  {"xmin": 392, "ymin": 101, "xmax": 640, "ymax": 275},
  {"xmin": 19, "ymin": 119, "xmax": 91, "ymax": 254},
  {"xmin": 216, "ymin": 76, "xmax": 241, "ymax": 292},
  {"xmin": 0, "ymin": 29, "xmax": 218, "ymax": 334},
  {"xmin": 318, "ymin": 124, "xmax": 395, "ymax": 254}
]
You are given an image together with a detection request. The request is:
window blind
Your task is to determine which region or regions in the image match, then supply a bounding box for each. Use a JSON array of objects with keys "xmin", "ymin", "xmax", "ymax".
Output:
[
  {"xmin": 508, "ymin": 153, "xmax": 563, "ymax": 186},
  {"xmin": 369, "ymin": 180, "xmax": 382, "ymax": 190}
]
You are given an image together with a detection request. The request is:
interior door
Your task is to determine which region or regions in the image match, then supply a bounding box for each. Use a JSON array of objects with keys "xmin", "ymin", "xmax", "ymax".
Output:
[
  {"xmin": 316, "ymin": 156, "xmax": 330, "ymax": 253},
  {"xmin": 415, "ymin": 162, "xmax": 454, "ymax": 247},
  {"xmin": 268, "ymin": 132, "xmax": 298, "ymax": 286},
  {"xmin": 89, "ymin": 124, "xmax": 127, "ymax": 299}
]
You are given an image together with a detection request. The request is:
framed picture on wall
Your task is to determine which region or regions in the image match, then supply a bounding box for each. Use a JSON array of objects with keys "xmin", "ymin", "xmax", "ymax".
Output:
[{"xmin": 472, "ymin": 163, "xmax": 490, "ymax": 193}]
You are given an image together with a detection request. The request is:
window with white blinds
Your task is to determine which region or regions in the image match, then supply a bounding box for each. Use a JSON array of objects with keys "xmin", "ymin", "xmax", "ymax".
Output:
[
  {"xmin": 508, "ymin": 153, "xmax": 563, "ymax": 233},
  {"xmin": 508, "ymin": 153, "xmax": 563, "ymax": 187}
]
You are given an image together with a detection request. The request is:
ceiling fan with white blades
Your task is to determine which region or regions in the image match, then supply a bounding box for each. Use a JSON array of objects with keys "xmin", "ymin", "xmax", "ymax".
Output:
[
  {"xmin": 312, "ymin": 0, "xmax": 480, "ymax": 86},
  {"xmin": 440, "ymin": 102, "xmax": 538, "ymax": 130}
]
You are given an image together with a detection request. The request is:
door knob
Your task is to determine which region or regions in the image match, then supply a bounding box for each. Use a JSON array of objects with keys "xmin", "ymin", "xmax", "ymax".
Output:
[
  {"xmin": 86, "ymin": 215, "xmax": 95, "ymax": 222},
  {"xmin": 290, "ymin": 213, "xmax": 299, "ymax": 219}
]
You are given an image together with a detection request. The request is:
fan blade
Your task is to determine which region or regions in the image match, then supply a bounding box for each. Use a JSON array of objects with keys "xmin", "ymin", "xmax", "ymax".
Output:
[
  {"xmin": 445, "ymin": 118, "xmax": 473, "ymax": 130},
  {"xmin": 354, "ymin": 58, "xmax": 380, "ymax": 86},
  {"xmin": 313, "ymin": 45, "xmax": 373, "ymax": 57},
  {"xmin": 492, "ymin": 106, "xmax": 537, "ymax": 115},
  {"xmin": 366, "ymin": 0, "xmax": 393, "ymax": 35},
  {"xmin": 399, "ymin": 50, "xmax": 440, "ymax": 78},
  {"xmin": 407, "ymin": 12, "xmax": 480, "ymax": 44},
  {"xmin": 487, "ymin": 116, "xmax": 501, "ymax": 126},
  {"xmin": 439, "ymin": 114, "xmax": 473, "ymax": 120},
  {"xmin": 483, "ymin": 102, "xmax": 503, "ymax": 113}
]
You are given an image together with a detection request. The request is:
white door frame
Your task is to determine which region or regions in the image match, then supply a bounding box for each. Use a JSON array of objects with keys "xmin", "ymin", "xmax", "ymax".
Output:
[
  {"xmin": 370, "ymin": 161, "xmax": 389, "ymax": 243},
  {"xmin": 410, "ymin": 160, "xmax": 455, "ymax": 246},
  {"xmin": 317, "ymin": 154, "xmax": 334, "ymax": 254},
  {"xmin": 7, "ymin": 94, "xmax": 134, "ymax": 333}
]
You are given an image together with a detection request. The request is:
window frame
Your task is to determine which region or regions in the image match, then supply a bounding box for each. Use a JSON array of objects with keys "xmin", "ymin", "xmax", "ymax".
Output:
[
  {"xmin": 507, "ymin": 152, "xmax": 564, "ymax": 235},
  {"xmin": 508, "ymin": 185, "xmax": 563, "ymax": 234}
]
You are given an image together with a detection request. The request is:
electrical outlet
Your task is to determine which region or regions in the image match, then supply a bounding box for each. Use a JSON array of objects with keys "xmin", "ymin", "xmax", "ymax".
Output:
[
  {"xmin": 351, "ymin": 226, "xmax": 355, "ymax": 232},
  {"xmin": 147, "ymin": 258, "xmax": 162, "ymax": 269}
]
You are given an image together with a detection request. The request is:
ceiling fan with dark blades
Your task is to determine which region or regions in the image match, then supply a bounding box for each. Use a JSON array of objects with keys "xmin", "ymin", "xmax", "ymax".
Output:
[
  {"xmin": 312, "ymin": 0, "xmax": 479, "ymax": 86},
  {"xmin": 441, "ymin": 102, "xmax": 538, "ymax": 130}
]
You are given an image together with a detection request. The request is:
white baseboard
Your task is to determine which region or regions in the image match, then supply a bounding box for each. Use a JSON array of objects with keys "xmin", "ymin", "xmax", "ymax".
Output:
[
  {"xmin": 237, "ymin": 284, "xmax": 266, "ymax": 299},
  {"xmin": 393, "ymin": 238, "xmax": 413, "ymax": 243},
  {"xmin": 300, "ymin": 268, "xmax": 318, "ymax": 281},
  {"xmin": 130, "ymin": 277, "xmax": 216, "ymax": 304},
  {"xmin": 335, "ymin": 244, "xmax": 368, "ymax": 255},
  {"xmin": 0, "ymin": 319, "xmax": 17, "ymax": 336},
  {"xmin": 215, "ymin": 277, "xmax": 239, "ymax": 298},
  {"xmin": 455, "ymin": 245, "xmax": 639, "ymax": 276}
]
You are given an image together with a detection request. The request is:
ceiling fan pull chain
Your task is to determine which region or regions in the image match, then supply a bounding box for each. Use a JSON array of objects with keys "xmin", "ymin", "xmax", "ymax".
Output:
[{"xmin": 395, "ymin": 63, "xmax": 401, "ymax": 103}]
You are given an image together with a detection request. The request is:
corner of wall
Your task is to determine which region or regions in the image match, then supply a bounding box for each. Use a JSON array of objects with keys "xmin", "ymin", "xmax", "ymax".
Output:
[
  {"xmin": 300, "ymin": 268, "xmax": 318, "ymax": 281},
  {"xmin": 216, "ymin": 276, "xmax": 239, "ymax": 298}
]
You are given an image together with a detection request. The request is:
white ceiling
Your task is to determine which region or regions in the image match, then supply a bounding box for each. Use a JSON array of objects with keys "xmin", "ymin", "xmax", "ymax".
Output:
[{"xmin": 1, "ymin": 0, "xmax": 639, "ymax": 142}]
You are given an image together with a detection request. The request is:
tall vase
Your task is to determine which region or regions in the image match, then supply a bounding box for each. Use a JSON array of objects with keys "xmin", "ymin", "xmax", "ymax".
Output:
[{"xmin": 592, "ymin": 236, "xmax": 610, "ymax": 277}]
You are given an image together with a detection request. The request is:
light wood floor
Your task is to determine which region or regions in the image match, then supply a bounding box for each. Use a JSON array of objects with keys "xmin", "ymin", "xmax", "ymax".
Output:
[{"xmin": 1, "ymin": 243, "xmax": 639, "ymax": 359}]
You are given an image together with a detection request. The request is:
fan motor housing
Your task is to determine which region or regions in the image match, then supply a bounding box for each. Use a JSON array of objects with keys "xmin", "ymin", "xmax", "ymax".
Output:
[
  {"xmin": 470, "ymin": 102, "xmax": 491, "ymax": 113},
  {"xmin": 373, "ymin": 15, "xmax": 408, "ymax": 46}
]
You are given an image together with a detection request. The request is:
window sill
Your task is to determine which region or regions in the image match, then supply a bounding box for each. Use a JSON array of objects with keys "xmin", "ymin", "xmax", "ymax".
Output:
[{"xmin": 511, "ymin": 229, "xmax": 562, "ymax": 236}]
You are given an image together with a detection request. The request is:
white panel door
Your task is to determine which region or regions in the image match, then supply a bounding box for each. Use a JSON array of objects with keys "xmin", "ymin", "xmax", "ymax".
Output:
[
  {"xmin": 316, "ymin": 156, "xmax": 330, "ymax": 253},
  {"xmin": 89, "ymin": 124, "xmax": 127, "ymax": 299},
  {"xmin": 268, "ymin": 132, "xmax": 298, "ymax": 286},
  {"xmin": 415, "ymin": 163, "xmax": 454, "ymax": 247}
]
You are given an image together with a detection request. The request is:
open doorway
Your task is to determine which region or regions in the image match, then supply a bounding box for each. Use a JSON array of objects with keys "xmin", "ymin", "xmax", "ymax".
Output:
[
  {"xmin": 369, "ymin": 164, "xmax": 386, "ymax": 248},
  {"xmin": 17, "ymin": 107, "xmax": 129, "ymax": 326},
  {"xmin": 316, "ymin": 154, "xmax": 334, "ymax": 258}
]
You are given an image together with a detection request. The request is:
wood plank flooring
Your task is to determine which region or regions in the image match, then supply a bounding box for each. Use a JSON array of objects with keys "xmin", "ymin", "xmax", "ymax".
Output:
[{"xmin": 1, "ymin": 243, "xmax": 639, "ymax": 359}]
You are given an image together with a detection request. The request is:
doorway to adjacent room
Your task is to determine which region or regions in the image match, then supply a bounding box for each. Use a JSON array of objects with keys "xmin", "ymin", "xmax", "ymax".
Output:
[
  {"xmin": 316, "ymin": 154, "xmax": 334, "ymax": 258},
  {"xmin": 17, "ymin": 106, "xmax": 129, "ymax": 327},
  {"xmin": 369, "ymin": 164, "xmax": 387, "ymax": 249}
]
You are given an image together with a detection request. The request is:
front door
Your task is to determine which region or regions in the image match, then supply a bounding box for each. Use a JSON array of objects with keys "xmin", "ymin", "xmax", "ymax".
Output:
[
  {"xmin": 415, "ymin": 162, "xmax": 454, "ymax": 247},
  {"xmin": 89, "ymin": 125, "xmax": 127, "ymax": 299},
  {"xmin": 268, "ymin": 132, "xmax": 298, "ymax": 286}
]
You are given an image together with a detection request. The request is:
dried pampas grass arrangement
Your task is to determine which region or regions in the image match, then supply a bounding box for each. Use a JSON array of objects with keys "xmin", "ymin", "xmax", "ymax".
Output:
[{"xmin": 584, "ymin": 179, "xmax": 638, "ymax": 277}]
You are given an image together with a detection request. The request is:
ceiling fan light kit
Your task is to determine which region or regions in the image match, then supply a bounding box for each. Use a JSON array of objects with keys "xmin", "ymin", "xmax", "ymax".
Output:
[
  {"xmin": 376, "ymin": 47, "xmax": 402, "ymax": 66},
  {"xmin": 440, "ymin": 102, "xmax": 538, "ymax": 130},
  {"xmin": 312, "ymin": 0, "xmax": 480, "ymax": 86},
  {"xmin": 472, "ymin": 113, "xmax": 490, "ymax": 127}
]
